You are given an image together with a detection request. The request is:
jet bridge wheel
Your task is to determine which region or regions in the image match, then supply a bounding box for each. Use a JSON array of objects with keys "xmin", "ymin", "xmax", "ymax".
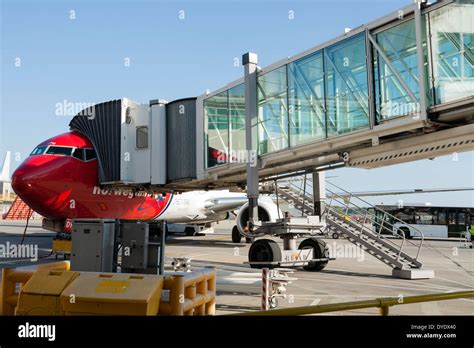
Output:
[
  {"xmin": 299, "ymin": 238, "xmax": 329, "ymax": 272},
  {"xmin": 248, "ymin": 239, "xmax": 282, "ymax": 269}
]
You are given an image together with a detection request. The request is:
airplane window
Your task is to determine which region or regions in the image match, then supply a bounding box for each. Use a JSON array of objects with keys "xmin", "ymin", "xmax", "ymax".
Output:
[
  {"xmin": 30, "ymin": 146, "xmax": 47, "ymax": 156},
  {"xmin": 46, "ymin": 146, "xmax": 73, "ymax": 156},
  {"xmin": 72, "ymin": 148, "xmax": 85, "ymax": 161},
  {"xmin": 85, "ymin": 149, "xmax": 97, "ymax": 161}
]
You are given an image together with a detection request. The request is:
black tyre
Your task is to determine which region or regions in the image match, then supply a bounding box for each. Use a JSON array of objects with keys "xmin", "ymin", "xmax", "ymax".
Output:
[
  {"xmin": 248, "ymin": 239, "xmax": 281, "ymax": 269},
  {"xmin": 299, "ymin": 238, "xmax": 329, "ymax": 272},
  {"xmin": 232, "ymin": 226, "xmax": 242, "ymax": 243},
  {"xmin": 397, "ymin": 227, "xmax": 411, "ymax": 239},
  {"xmin": 185, "ymin": 226, "xmax": 196, "ymax": 236},
  {"xmin": 332, "ymin": 232, "xmax": 339, "ymax": 239}
]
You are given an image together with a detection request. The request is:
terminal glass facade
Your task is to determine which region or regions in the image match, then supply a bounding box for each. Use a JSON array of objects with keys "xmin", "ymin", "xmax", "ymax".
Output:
[
  {"xmin": 288, "ymin": 51, "xmax": 326, "ymax": 146},
  {"xmin": 325, "ymin": 33, "xmax": 370, "ymax": 136}
]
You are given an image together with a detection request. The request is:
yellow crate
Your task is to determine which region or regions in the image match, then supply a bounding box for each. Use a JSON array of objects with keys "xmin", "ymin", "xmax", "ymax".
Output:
[
  {"xmin": 16, "ymin": 270, "xmax": 80, "ymax": 315},
  {"xmin": 52, "ymin": 239, "xmax": 71, "ymax": 254},
  {"xmin": 60, "ymin": 272, "xmax": 164, "ymax": 315}
]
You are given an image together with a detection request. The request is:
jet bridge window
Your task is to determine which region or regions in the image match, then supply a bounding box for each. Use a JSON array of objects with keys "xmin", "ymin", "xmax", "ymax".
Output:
[
  {"xmin": 288, "ymin": 51, "xmax": 326, "ymax": 146},
  {"xmin": 325, "ymin": 32, "xmax": 370, "ymax": 136},
  {"xmin": 429, "ymin": 2, "xmax": 474, "ymax": 104},
  {"xmin": 136, "ymin": 126, "xmax": 149, "ymax": 149},
  {"xmin": 257, "ymin": 66, "xmax": 289, "ymax": 154},
  {"xmin": 204, "ymin": 91, "xmax": 229, "ymax": 168},
  {"xmin": 373, "ymin": 19, "xmax": 423, "ymax": 120},
  {"xmin": 46, "ymin": 146, "xmax": 73, "ymax": 156}
]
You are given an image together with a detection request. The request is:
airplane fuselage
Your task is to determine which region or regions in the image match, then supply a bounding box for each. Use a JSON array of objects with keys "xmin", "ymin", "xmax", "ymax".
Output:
[{"xmin": 11, "ymin": 132, "xmax": 245, "ymax": 224}]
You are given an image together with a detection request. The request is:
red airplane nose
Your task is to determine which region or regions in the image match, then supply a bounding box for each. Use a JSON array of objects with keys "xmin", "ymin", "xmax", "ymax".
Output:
[
  {"xmin": 11, "ymin": 164, "xmax": 35, "ymax": 197},
  {"xmin": 11, "ymin": 156, "xmax": 71, "ymax": 219}
]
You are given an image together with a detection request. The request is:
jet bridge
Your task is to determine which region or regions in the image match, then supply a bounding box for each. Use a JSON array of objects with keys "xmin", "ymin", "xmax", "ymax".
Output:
[{"xmin": 69, "ymin": 0, "xmax": 474, "ymax": 193}]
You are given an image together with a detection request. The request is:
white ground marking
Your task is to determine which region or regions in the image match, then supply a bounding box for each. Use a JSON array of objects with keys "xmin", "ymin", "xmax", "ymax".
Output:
[
  {"xmin": 434, "ymin": 276, "xmax": 474, "ymax": 288},
  {"xmin": 292, "ymin": 275, "xmax": 467, "ymax": 293}
]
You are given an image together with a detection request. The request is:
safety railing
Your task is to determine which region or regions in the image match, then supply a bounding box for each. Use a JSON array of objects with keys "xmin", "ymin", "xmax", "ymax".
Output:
[
  {"xmin": 324, "ymin": 180, "xmax": 425, "ymax": 263},
  {"xmin": 1, "ymin": 264, "xmax": 216, "ymax": 316},
  {"xmin": 1, "ymin": 261, "xmax": 70, "ymax": 315},
  {"xmin": 159, "ymin": 268, "xmax": 216, "ymax": 316},
  {"xmin": 280, "ymin": 176, "xmax": 314, "ymax": 202},
  {"xmin": 229, "ymin": 290, "xmax": 474, "ymax": 316},
  {"xmin": 277, "ymin": 175, "xmax": 314, "ymax": 216}
]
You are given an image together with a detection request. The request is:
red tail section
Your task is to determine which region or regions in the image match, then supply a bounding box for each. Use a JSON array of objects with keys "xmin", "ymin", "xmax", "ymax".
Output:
[{"xmin": 2, "ymin": 196, "xmax": 35, "ymax": 220}]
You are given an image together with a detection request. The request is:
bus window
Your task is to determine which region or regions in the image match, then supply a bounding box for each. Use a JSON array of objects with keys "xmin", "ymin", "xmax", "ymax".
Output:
[
  {"xmin": 458, "ymin": 211, "xmax": 466, "ymax": 225},
  {"xmin": 396, "ymin": 209, "xmax": 414, "ymax": 224},
  {"xmin": 448, "ymin": 211, "xmax": 457, "ymax": 225},
  {"xmin": 438, "ymin": 210, "xmax": 447, "ymax": 225},
  {"xmin": 467, "ymin": 211, "xmax": 473, "ymax": 226}
]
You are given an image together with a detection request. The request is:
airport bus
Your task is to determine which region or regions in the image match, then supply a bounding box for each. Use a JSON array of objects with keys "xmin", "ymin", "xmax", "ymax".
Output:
[{"xmin": 370, "ymin": 204, "xmax": 474, "ymax": 239}]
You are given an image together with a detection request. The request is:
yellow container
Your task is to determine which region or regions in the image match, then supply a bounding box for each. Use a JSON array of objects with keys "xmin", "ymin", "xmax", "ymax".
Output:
[
  {"xmin": 52, "ymin": 239, "xmax": 71, "ymax": 254},
  {"xmin": 16, "ymin": 270, "xmax": 80, "ymax": 315},
  {"xmin": 60, "ymin": 272, "xmax": 164, "ymax": 315}
]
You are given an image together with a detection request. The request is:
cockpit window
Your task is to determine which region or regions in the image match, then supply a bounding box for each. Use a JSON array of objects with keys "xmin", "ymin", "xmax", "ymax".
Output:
[
  {"xmin": 46, "ymin": 146, "xmax": 73, "ymax": 156},
  {"xmin": 72, "ymin": 148, "xmax": 85, "ymax": 161},
  {"xmin": 85, "ymin": 149, "xmax": 97, "ymax": 161},
  {"xmin": 30, "ymin": 146, "xmax": 47, "ymax": 156},
  {"xmin": 29, "ymin": 145, "xmax": 95, "ymax": 160}
]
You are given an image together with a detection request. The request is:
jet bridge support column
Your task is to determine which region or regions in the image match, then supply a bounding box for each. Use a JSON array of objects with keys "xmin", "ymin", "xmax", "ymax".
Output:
[
  {"xmin": 243, "ymin": 52, "xmax": 259, "ymax": 229},
  {"xmin": 414, "ymin": 0, "xmax": 428, "ymax": 121},
  {"xmin": 312, "ymin": 171, "xmax": 326, "ymax": 217}
]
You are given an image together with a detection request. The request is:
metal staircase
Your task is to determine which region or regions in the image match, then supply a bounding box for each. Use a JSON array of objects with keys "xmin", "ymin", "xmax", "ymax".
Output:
[
  {"xmin": 325, "ymin": 211, "xmax": 422, "ymax": 269},
  {"xmin": 2, "ymin": 196, "xmax": 34, "ymax": 220},
  {"xmin": 323, "ymin": 181, "xmax": 426, "ymax": 272},
  {"xmin": 274, "ymin": 177, "xmax": 431, "ymax": 277},
  {"xmin": 276, "ymin": 178, "xmax": 314, "ymax": 216}
]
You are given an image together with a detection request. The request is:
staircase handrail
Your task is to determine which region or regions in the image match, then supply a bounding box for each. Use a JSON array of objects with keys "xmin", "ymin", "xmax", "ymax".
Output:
[{"xmin": 325, "ymin": 180, "xmax": 424, "ymax": 261}]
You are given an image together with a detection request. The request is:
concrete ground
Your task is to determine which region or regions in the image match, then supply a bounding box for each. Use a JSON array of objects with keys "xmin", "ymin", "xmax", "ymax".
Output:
[{"xmin": 0, "ymin": 219, "xmax": 473, "ymax": 315}]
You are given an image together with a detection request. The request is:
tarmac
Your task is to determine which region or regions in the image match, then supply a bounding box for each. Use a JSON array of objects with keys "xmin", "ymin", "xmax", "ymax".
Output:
[{"xmin": 0, "ymin": 219, "xmax": 472, "ymax": 315}]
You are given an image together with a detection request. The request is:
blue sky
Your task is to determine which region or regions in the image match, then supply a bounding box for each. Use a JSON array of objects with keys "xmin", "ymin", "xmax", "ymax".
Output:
[{"xmin": 1, "ymin": 0, "xmax": 473, "ymax": 206}]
